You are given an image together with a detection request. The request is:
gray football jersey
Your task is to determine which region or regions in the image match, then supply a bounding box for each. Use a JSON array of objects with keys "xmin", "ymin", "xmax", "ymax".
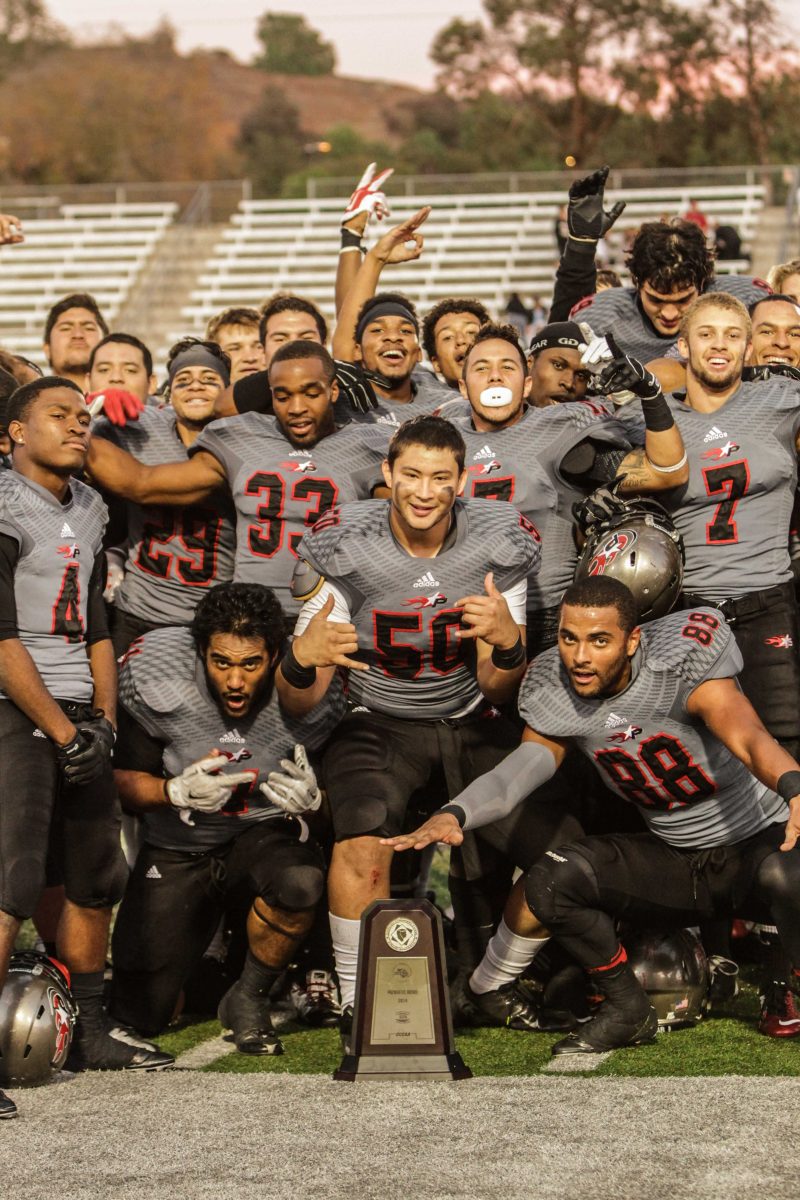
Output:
[
  {"xmin": 94, "ymin": 408, "xmax": 236, "ymax": 626},
  {"xmin": 0, "ymin": 472, "xmax": 107, "ymax": 702},
  {"xmin": 660, "ymin": 379, "xmax": 800, "ymax": 600},
  {"xmin": 519, "ymin": 607, "xmax": 787, "ymax": 847},
  {"xmin": 348, "ymin": 369, "xmax": 450, "ymax": 427},
  {"xmin": 452, "ymin": 402, "xmax": 630, "ymax": 611},
  {"xmin": 192, "ymin": 414, "xmax": 383, "ymax": 613},
  {"xmin": 296, "ymin": 498, "xmax": 541, "ymax": 718},
  {"xmin": 118, "ymin": 626, "xmax": 346, "ymax": 851},
  {"xmin": 572, "ymin": 275, "xmax": 771, "ymax": 364}
]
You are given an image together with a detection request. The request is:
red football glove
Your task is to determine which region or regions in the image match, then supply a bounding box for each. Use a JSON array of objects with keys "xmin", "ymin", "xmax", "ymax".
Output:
[
  {"xmin": 85, "ymin": 389, "xmax": 145, "ymax": 426},
  {"xmin": 342, "ymin": 162, "xmax": 393, "ymax": 226}
]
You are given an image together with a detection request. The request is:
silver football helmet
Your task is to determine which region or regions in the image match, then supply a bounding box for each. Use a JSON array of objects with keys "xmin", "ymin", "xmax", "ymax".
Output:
[
  {"xmin": 0, "ymin": 952, "xmax": 77, "ymax": 1085},
  {"xmin": 574, "ymin": 499, "xmax": 684, "ymax": 621},
  {"xmin": 623, "ymin": 927, "xmax": 709, "ymax": 1027}
]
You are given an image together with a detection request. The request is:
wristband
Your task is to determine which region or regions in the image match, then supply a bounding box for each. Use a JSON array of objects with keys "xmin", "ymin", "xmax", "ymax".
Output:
[
  {"xmin": 162, "ymin": 778, "xmax": 170, "ymax": 802},
  {"xmin": 647, "ymin": 451, "xmax": 688, "ymax": 474},
  {"xmin": 340, "ymin": 228, "xmax": 364, "ymax": 253},
  {"xmin": 491, "ymin": 636, "xmax": 526, "ymax": 670},
  {"xmin": 639, "ymin": 392, "xmax": 674, "ymax": 432},
  {"xmin": 438, "ymin": 804, "xmax": 467, "ymax": 829},
  {"xmin": 777, "ymin": 771, "xmax": 800, "ymax": 802},
  {"xmin": 281, "ymin": 643, "xmax": 318, "ymax": 689}
]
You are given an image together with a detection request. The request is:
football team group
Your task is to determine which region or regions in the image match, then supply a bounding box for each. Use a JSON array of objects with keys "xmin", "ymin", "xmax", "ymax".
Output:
[{"xmin": 1, "ymin": 165, "xmax": 800, "ymax": 1119}]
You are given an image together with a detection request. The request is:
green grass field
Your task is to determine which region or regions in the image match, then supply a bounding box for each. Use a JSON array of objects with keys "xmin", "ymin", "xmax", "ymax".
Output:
[{"xmin": 151, "ymin": 966, "xmax": 800, "ymax": 1078}]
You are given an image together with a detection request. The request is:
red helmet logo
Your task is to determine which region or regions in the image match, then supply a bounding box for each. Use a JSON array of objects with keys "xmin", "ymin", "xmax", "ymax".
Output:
[{"xmin": 588, "ymin": 528, "xmax": 637, "ymax": 575}]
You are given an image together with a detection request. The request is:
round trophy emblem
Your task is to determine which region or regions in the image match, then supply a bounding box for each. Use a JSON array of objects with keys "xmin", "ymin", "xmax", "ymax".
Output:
[{"xmin": 385, "ymin": 916, "xmax": 419, "ymax": 952}]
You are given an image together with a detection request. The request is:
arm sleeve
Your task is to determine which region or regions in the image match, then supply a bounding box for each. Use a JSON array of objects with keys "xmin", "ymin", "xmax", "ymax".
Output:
[
  {"xmin": 500, "ymin": 578, "xmax": 527, "ymax": 626},
  {"xmin": 0, "ymin": 533, "xmax": 20, "ymax": 640},
  {"xmin": 233, "ymin": 371, "xmax": 273, "ymax": 415},
  {"xmin": 113, "ymin": 705, "xmax": 167, "ymax": 774},
  {"xmin": 548, "ymin": 240, "xmax": 597, "ymax": 322},
  {"xmin": 560, "ymin": 441, "xmax": 630, "ymax": 488},
  {"xmin": 293, "ymin": 581, "xmax": 352, "ymax": 635},
  {"xmin": 439, "ymin": 740, "xmax": 559, "ymax": 830},
  {"xmin": 86, "ymin": 553, "xmax": 111, "ymax": 645}
]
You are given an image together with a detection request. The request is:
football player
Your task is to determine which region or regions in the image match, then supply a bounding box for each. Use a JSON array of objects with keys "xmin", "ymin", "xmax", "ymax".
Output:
[
  {"xmin": 205, "ymin": 307, "xmax": 266, "ymax": 384},
  {"xmin": 452, "ymin": 322, "xmax": 688, "ymax": 657},
  {"xmin": 385, "ymin": 576, "xmax": 800, "ymax": 1053},
  {"xmin": 276, "ymin": 415, "xmax": 540, "ymax": 1032},
  {"xmin": 421, "ymin": 299, "xmax": 491, "ymax": 390},
  {"xmin": 109, "ymin": 582, "xmax": 344, "ymax": 1053},
  {"xmin": 0, "ymin": 378, "xmax": 172, "ymax": 1118},
  {"xmin": 91, "ymin": 338, "xmax": 237, "ymax": 655},
  {"xmin": 85, "ymin": 342, "xmax": 383, "ymax": 618},
  {"xmin": 42, "ymin": 293, "xmax": 108, "ymax": 390}
]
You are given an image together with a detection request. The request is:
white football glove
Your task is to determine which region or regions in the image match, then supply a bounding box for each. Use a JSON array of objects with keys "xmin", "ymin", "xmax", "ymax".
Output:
[
  {"xmin": 342, "ymin": 162, "xmax": 393, "ymax": 226},
  {"xmin": 578, "ymin": 322, "xmax": 636, "ymax": 406},
  {"xmin": 103, "ymin": 551, "xmax": 125, "ymax": 603},
  {"xmin": 259, "ymin": 744, "xmax": 321, "ymax": 815},
  {"xmin": 166, "ymin": 757, "xmax": 253, "ymax": 814}
]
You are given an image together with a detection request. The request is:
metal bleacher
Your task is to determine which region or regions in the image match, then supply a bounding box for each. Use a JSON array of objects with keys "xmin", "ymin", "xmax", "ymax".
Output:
[
  {"xmin": 180, "ymin": 183, "xmax": 767, "ymax": 333},
  {"xmin": 0, "ymin": 203, "xmax": 178, "ymax": 357}
]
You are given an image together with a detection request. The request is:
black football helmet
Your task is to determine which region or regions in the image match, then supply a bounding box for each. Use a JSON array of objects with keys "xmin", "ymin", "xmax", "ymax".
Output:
[
  {"xmin": 574, "ymin": 497, "xmax": 685, "ymax": 621},
  {"xmin": 622, "ymin": 927, "xmax": 709, "ymax": 1027},
  {"xmin": 0, "ymin": 951, "xmax": 77, "ymax": 1086}
]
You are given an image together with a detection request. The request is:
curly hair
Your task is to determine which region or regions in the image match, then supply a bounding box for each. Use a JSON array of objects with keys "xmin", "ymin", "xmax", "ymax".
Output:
[
  {"xmin": 627, "ymin": 220, "xmax": 714, "ymax": 293},
  {"xmin": 191, "ymin": 583, "xmax": 287, "ymax": 657},
  {"xmin": 421, "ymin": 298, "xmax": 490, "ymax": 362}
]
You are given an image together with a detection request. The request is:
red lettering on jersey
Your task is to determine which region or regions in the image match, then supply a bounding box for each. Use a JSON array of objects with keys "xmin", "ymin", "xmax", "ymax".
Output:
[{"xmin": 569, "ymin": 295, "xmax": 595, "ymax": 318}]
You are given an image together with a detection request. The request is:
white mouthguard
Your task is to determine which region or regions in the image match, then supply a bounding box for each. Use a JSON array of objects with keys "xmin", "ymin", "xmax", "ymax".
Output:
[{"xmin": 480, "ymin": 386, "xmax": 513, "ymax": 408}]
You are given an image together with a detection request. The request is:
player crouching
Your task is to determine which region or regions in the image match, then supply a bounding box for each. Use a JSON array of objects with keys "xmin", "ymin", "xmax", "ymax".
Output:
[
  {"xmin": 384, "ymin": 576, "xmax": 800, "ymax": 1055},
  {"xmin": 109, "ymin": 583, "xmax": 345, "ymax": 1055}
]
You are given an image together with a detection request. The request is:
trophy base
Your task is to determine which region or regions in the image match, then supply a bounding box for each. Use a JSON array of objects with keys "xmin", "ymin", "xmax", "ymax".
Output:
[{"xmin": 334, "ymin": 1050, "xmax": 472, "ymax": 1082}]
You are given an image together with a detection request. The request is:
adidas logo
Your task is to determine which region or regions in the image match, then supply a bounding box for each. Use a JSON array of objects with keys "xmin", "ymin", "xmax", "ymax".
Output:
[
  {"xmin": 703, "ymin": 426, "xmax": 728, "ymax": 443},
  {"xmin": 604, "ymin": 712, "xmax": 628, "ymax": 728},
  {"xmin": 145, "ymin": 865, "xmax": 162, "ymax": 880},
  {"xmin": 473, "ymin": 444, "xmax": 496, "ymax": 460},
  {"xmin": 220, "ymin": 729, "xmax": 246, "ymax": 744},
  {"xmin": 413, "ymin": 570, "xmax": 440, "ymax": 588},
  {"xmin": 60, "ymin": 521, "xmax": 77, "ymax": 538},
  {"xmin": 32, "ymin": 727, "xmax": 46, "ymax": 738},
  {"xmin": 288, "ymin": 449, "xmax": 309, "ymax": 456},
  {"xmin": 377, "ymin": 412, "xmax": 401, "ymax": 426}
]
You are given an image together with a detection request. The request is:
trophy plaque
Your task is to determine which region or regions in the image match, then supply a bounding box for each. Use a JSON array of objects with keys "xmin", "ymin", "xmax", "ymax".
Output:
[{"xmin": 334, "ymin": 898, "xmax": 472, "ymax": 1082}]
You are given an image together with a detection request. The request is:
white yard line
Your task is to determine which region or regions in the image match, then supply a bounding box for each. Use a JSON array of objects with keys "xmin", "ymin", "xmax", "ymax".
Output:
[
  {"xmin": 175, "ymin": 1035, "xmax": 236, "ymax": 1069},
  {"xmin": 542, "ymin": 1050, "xmax": 612, "ymax": 1073}
]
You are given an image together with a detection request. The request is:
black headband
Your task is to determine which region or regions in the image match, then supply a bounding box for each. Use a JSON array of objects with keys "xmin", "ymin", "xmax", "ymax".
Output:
[
  {"xmin": 168, "ymin": 346, "xmax": 230, "ymax": 387},
  {"xmin": 356, "ymin": 301, "xmax": 417, "ymax": 344}
]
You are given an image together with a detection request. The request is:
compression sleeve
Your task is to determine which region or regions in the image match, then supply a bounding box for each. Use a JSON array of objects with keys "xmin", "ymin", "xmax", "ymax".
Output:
[
  {"xmin": 86, "ymin": 553, "xmax": 110, "ymax": 645},
  {"xmin": 233, "ymin": 370, "xmax": 273, "ymax": 415},
  {"xmin": 0, "ymin": 533, "xmax": 20, "ymax": 640},
  {"xmin": 548, "ymin": 240, "xmax": 597, "ymax": 323},
  {"xmin": 113, "ymin": 705, "xmax": 167, "ymax": 774},
  {"xmin": 439, "ymin": 740, "xmax": 559, "ymax": 830}
]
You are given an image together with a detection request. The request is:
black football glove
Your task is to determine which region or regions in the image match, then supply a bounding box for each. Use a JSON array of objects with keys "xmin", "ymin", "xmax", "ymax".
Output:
[
  {"xmin": 76, "ymin": 710, "xmax": 116, "ymax": 759},
  {"xmin": 333, "ymin": 360, "xmax": 379, "ymax": 415},
  {"xmin": 567, "ymin": 166, "xmax": 626, "ymax": 243},
  {"xmin": 743, "ymin": 363, "xmax": 800, "ymax": 383},
  {"xmin": 596, "ymin": 334, "xmax": 661, "ymax": 402},
  {"xmin": 572, "ymin": 479, "xmax": 630, "ymax": 535},
  {"xmin": 55, "ymin": 728, "xmax": 108, "ymax": 787}
]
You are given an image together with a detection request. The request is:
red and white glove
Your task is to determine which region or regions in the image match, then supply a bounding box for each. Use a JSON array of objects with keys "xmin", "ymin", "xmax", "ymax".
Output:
[
  {"xmin": 85, "ymin": 389, "xmax": 145, "ymax": 426},
  {"xmin": 342, "ymin": 162, "xmax": 393, "ymax": 227}
]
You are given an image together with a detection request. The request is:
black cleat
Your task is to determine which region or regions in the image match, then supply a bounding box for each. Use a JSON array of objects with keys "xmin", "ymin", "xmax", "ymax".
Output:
[
  {"xmin": 218, "ymin": 981, "xmax": 283, "ymax": 1055},
  {"xmin": 0, "ymin": 1090, "xmax": 18, "ymax": 1120},
  {"xmin": 708, "ymin": 956, "xmax": 739, "ymax": 1009},
  {"xmin": 338, "ymin": 1003, "xmax": 354, "ymax": 1054},
  {"xmin": 551, "ymin": 996, "xmax": 658, "ymax": 1055},
  {"xmin": 464, "ymin": 978, "xmax": 576, "ymax": 1033},
  {"xmin": 69, "ymin": 1015, "xmax": 174, "ymax": 1072}
]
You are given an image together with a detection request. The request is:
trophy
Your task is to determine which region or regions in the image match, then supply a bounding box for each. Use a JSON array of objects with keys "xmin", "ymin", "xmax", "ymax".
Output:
[{"xmin": 334, "ymin": 897, "xmax": 472, "ymax": 1082}]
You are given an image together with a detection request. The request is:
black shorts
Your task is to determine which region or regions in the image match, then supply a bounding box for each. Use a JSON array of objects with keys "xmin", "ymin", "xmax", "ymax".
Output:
[
  {"xmin": 110, "ymin": 607, "xmax": 161, "ymax": 660},
  {"xmin": 322, "ymin": 707, "xmax": 520, "ymax": 841},
  {"xmin": 110, "ymin": 818, "xmax": 324, "ymax": 1035},
  {"xmin": 0, "ymin": 700, "xmax": 127, "ymax": 920},
  {"xmin": 682, "ymin": 582, "xmax": 800, "ymax": 753}
]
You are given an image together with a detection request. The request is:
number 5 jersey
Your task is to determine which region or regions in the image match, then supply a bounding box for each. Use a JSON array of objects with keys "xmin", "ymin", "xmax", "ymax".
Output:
[{"xmin": 518, "ymin": 607, "xmax": 787, "ymax": 848}]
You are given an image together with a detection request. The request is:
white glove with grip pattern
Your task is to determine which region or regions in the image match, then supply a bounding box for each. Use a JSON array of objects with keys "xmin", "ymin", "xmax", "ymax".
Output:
[
  {"xmin": 342, "ymin": 162, "xmax": 393, "ymax": 226},
  {"xmin": 259, "ymin": 745, "xmax": 321, "ymax": 815},
  {"xmin": 166, "ymin": 757, "xmax": 253, "ymax": 813}
]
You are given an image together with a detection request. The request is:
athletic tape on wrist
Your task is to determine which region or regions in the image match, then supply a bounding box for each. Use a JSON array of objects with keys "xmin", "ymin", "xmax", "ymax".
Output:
[
  {"xmin": 647, "ymin": 452, "xmax": 688, "ymax": 474},
  {"xmin": 639, "ymin": 392, "xmax": 674, "ymax": 432}
]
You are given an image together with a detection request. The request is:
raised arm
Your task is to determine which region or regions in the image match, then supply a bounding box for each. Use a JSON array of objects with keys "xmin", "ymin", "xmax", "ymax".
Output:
[
  {"xmin": 86, "ymin": 436, "xmax": 226, "ymax": 505},
  {"xmin": 455, "ymin": 571, "xmax": 528, "ymax": 706},
  {"xmin": 332, "ymin": 207, "xmax": 431, "ymax": 362},
  {"xmin": 335, "ymin": 163, "xmax": 394, "ymax": 316},
  {"xmin": 549, "ymin": 167, "xmax": 625, "ymax": 322}
]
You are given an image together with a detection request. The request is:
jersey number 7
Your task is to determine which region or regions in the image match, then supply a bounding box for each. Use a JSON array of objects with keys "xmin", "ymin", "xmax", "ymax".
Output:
[{"xmin": 702, "ymin": 460, "xmax": 750, "ymax": 544}]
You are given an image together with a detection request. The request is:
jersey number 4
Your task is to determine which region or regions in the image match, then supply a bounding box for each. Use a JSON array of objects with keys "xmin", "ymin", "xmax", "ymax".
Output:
[
  {"xmin": 702, "ymin": 459, "xmax": 750, "ymax": 544},
  {"xmin": 52, "ymin": 562, "xmax": 84, "ymax": 643},
  {"xmin": 595, "ymin": 732, "xmax": 715, "ymax": 811}
]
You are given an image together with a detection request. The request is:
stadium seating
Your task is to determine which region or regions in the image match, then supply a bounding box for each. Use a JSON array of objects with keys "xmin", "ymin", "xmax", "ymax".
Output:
[
  {"xmin": 0, "ymin": 203, "xmax": 178, "ymax": 357},
  {"xmin": 178, "ymin": 183, "xmax": 765, "ymax": 335}
]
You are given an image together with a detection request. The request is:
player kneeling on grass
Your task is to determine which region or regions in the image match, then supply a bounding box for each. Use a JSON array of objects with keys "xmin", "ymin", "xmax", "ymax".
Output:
[
  {"xmin": 384, "ymin": 576, "xmax": 800, "ymax": 1056},
  {"xmin": 109, "ymin": 582, "xmax": 345, "ymax": 1056}
]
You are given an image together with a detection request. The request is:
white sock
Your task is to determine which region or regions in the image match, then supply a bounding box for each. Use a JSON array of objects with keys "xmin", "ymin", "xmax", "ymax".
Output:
[
  {"xmin": 330, "ymin": 913, "xmax": 361, "ymax": 1008},
  {"xmin": 469, "ymin": 918, "xmax": 549, "ymax": 995}
]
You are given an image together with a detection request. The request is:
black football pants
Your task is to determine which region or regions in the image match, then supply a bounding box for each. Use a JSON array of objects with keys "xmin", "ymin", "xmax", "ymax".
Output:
[{"xmin": 525, "ymin": 824, "xmax": 800, "ymax": 971}]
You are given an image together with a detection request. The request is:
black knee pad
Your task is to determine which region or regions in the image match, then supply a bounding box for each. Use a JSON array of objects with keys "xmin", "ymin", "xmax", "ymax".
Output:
[
  {"xmin": 756, "ymin": 848, "xmax": 800, "ymax": 904},
  {"xmin": 66, "ymin": 848, "xmax": 128, "ymax": 910},
  {"xmin": 525, "ymin": 845, "xmax": 598, "ymax": 928},
  {"xmin": 272, "ymin": 864, "xmax": 324, "ymax": 912}
]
